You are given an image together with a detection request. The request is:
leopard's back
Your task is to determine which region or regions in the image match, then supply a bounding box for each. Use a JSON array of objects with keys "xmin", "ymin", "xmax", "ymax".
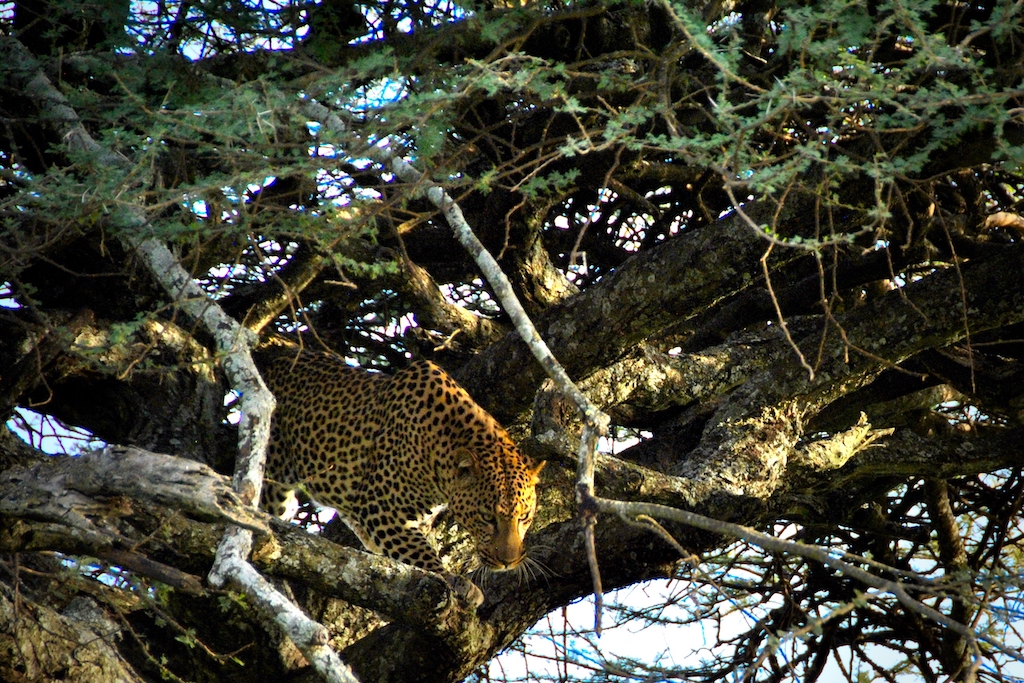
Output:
[
  {"xmin": 260, "ymin": 351, "xmax": 385, "ymax": 517},
  {"xmin": 257, "ymin": 349, "xmax": 544, "ymax": 579}
]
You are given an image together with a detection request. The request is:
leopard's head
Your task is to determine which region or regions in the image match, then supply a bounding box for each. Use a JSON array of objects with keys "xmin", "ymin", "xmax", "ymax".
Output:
[{"xmin": 449, "ymin": 441, "xmax": 545, "ymax": 570}]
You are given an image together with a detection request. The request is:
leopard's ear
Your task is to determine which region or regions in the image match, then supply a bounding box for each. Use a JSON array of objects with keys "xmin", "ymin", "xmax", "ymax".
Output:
[
  {"xmin": 454, "ymin": 447, "xmax": 479, "ymax": 484},
  {"xmin": 529, "ymin": 460, "xmax": 546, "ymax": 482}
]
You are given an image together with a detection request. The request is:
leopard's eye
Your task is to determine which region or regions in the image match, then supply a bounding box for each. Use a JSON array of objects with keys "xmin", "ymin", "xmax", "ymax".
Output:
[{"xmin": 479, "ymin": 507, "xmax": 497, "ymax": 525}]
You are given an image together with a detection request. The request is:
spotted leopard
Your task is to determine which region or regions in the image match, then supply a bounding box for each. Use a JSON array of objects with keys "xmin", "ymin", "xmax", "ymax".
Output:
[{"xmin": 257, "ymin": 349, "xmax": 545, "ymax": 605}]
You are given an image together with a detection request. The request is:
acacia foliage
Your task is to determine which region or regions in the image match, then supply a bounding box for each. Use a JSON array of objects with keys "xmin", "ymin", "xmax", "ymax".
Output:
[{"xmin": 0, "ymin": 0, "xmax": 1023, "ymax": 682}]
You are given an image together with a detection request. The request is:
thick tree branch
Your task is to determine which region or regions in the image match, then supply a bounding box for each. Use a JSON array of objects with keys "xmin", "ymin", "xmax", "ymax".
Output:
[
  {"xmin": 0, "ymin": 446, "xmax": 263, "ymax": 594},
  {"xmin": 397, "ymin": 256, "xmax": 508, "ymax": 348},
  {"xmin": 0, "ymin": 446, "xmax": 266, "ymax": 533},
  {"xmin": 527, "ymin": 239, "xmax": 1024, "ymax": 518},
  {"xmin": 517, "ymin": 241, "xmax": 1024, "ymax": 518},
  {"xmin": 0, "ymin": 443, "xmax": 476, "ymax": 629},
  {"xmin": 635, "ymin": 243, "xmax": 1024, "ymax": 515}
]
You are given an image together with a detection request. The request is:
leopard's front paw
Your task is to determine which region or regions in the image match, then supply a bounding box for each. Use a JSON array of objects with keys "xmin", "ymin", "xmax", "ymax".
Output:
[{"xmin": 442, "ymin": 572, "xmax": 484, "ymax": 608}]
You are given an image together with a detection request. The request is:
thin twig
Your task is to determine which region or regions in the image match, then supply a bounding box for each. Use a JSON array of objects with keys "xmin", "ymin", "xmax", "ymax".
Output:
[
  {"xmin": 582, "ymin": 512, "xmax": 603, "ymax": 635},
  {"xmin": 760, "ymin": 244, "xmax": 815, "ymax": 380}
]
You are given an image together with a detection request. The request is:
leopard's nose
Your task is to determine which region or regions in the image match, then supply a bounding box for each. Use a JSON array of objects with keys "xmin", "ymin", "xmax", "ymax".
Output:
[
  {"xmin": 483, "ymin": 538, "xmax": 525, "ymax": 570},
  {"xmin": 485, "ymin": 554, "xmax": 523, "ymax": 571},
  {"xmin": 482, "ymin": 517, "xmax": 527, "ymax": 569}
]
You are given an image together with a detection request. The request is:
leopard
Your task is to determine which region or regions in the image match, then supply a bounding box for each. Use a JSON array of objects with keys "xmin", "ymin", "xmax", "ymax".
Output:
[{"xmin": 256, "ymin": 349, "xmax": 545, "ymax": 607}]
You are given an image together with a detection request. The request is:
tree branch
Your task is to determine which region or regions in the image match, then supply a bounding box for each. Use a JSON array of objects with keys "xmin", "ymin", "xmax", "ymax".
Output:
[
  {"xmin": 397, "ymin": 255, "xmax": 508, "ymax": 348},
  {"xmin": 0, "ymin": 448, "xmax": 472, "ymax": 631},
  {"xmin": 0, "ymin": 446, "xmax": 266, "ymax": 533}
]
